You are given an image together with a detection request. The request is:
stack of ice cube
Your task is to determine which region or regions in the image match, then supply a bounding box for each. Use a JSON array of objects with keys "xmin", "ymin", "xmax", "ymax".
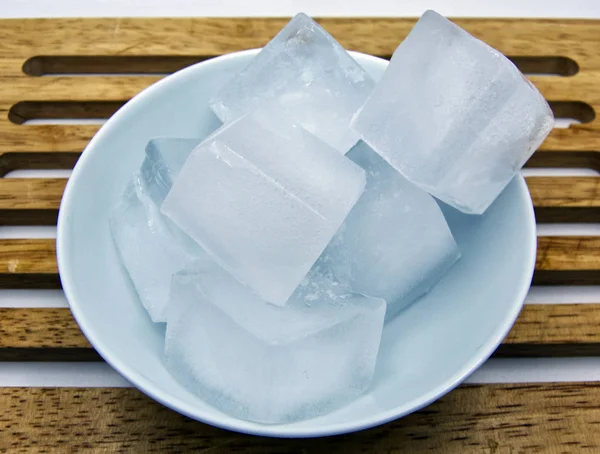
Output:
[
  {"xmin": 162, "ymin": 108, "xmax": 367, "ymax": 305},
  {"xmin": 110, "ymin": 10, "xmax": 552, "ymax": 424}
]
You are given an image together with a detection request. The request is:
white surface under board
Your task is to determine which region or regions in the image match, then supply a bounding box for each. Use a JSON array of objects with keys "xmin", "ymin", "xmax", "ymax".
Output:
[{"xmin": 2, "ymin": 0, "xmax": 600, "ymax": 18}]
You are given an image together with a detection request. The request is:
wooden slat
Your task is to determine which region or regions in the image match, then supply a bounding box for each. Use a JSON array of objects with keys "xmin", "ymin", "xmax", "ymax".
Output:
[
  {"xmin": 501, "ymin": 304, "xmax": 600, "ymax": 356},
  {"xmin": 0, "ymin": 239, "xmax": 58, "ymax": 288},
  {"xmin": 0, "ymin": 76, "xmax": 161, "ymax": 102},
  {"xmin": 534, "ymin": 236, "xmax": 600, "ymax": 285},
  {"xmin": 1, "ymin": 237, "xmax": 597, "ymax": 289},
  {"xmin": 4, "ymin": 302, "xmax": 600, "ymax": 361},
  {"xmin": 527, "ymin": 149, "xmax": 600, "ymax": 170},
  {"xmin": 0, "ymin": 73, "xmax": 593, "ymax": 107},
  {"xmin": 0, "ymin": 308, "xmax": 96, "ymax": 361},
  {"xmin": 0, "ymin": 178, "xmax": 65, "ymax": 224},
  {"xmin": 1, "ymin": 384, "xmax": 600, "ymax": 452},
  {"xmin": 0, "ymin": 124, "xmax": 100, "ymax": 153},
  {"xmin": 1, "ymin": 18, "xmax": 599, "ymax": 61},
  {"xmin": 528, "ymin": 176, "xmax": 600, "ymax": 222},
  {"xmin": 2, "ymin": 177, "xmax": 598, "ymax": 224}
]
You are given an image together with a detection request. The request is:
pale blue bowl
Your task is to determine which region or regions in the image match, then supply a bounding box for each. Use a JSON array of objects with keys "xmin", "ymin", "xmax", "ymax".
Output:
[{"xmin": 57, "ymin": 50, "xmax": 537, "ymax": 438}]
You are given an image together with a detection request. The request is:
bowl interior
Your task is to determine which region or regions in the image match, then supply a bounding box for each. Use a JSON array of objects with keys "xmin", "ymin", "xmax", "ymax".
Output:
[{"xmin": 57, "ymin": 50, "xmax": 536, "ymax": 437}]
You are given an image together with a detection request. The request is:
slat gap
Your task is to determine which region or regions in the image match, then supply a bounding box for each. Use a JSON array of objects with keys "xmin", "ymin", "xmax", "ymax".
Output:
[
  {"xmin": 527, "ymin": 150, "xmax": 600, "ymax": 172},
  {"xmin": 21, "ymin": 55, "xmax": 580, "ymax": 77},
  {"xmin": 508, "ymin": 56, "xmax": 579, "ymax": 77},
  {"xmin": 22, "ymin": 55, "xmax": 217, "ymax": 76},
  {"xmin": 548, "ymin": 101, "xmax": 595, "ymax": 126},
  {"xmin": 0, "ymin": 152, "xmax": 80, "ymax": 177},
  {"xmin": 8, "ymin": 101, "xmax": 126, "ymax": 126}
]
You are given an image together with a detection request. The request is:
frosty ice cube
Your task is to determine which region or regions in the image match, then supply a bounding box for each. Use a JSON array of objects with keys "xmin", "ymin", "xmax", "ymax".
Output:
[
  {"xmin": 352, "ymin": 10, "xmax": 554, "ymax": 214},
  {"xmin": 140, "ymin": 137, "xmax": 201, "ymax": 204},
  {"xmin": 110, "ymin": 137, "xmax": 205, "ymax": 322},
  {"xmin": 319, "ymin": 143, "xmax": 460, "ymax": 319},
  {"xmin": 161, "ymin": 109, "xmax": 366, "ymax": 305},
  {"xmin": 164, "ymin": 260, "xmax": 386, "ymax": 423},
  {"xmin": 110, "ymin": 173, "xmax": 207, "ymax": 323},
  {"xmin": 209, "ymin": 13, "xmax": 375, "ymax": 153}
]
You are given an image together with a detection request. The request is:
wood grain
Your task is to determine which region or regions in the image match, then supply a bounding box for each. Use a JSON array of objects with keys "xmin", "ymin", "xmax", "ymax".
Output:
[
  {"xmin": 0, "ymin": 308, "xmax": 98, "ymax": 361},
  {"xmin": 0, "ymin": 16, "xmax": 599, "ymax": 450},
  {"xmin": 501, "ymin": 304, "xmax": 600, "ymax": 356},
  {"xmin": 4, "ymin": 302, "xmax": 600, "ymax": 361},
  {"xmin": 0, "ymin": 239, "xmax": 58, "ymax": 288},
  {"xmin": 0, "ymin": 178, "xmax": 66, "ymax": 224},
  {"xmin": 1, "ymin": 237, "xmax": 597, "ymax": 289},
  {"xmin": 534, "ymin": 236, "xmax": 600, "ymax": 285},
  {"xmin": 1, "ymin": 18, "xmax": 600, "ymax": 157},
  {"xmin": 1, "ymin": 384, "xmax": 600, "ymax": 452},
  {"xmin": 529, "ymin": 176, "xmax": 600, "ymax": 222}
]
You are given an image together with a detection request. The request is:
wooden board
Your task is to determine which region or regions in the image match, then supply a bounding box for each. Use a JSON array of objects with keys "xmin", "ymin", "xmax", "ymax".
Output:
[
  {"xmin": 1, "ymin": 16, "xmax": 599, "ymax": 451},
  {"xmin": 2, "ymin": 384, "xmax": 600, "ymax": 453}
]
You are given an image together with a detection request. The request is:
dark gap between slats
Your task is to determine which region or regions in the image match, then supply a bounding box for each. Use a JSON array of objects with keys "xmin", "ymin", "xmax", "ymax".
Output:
[
  {"xmin": 372, "ymin": 55, "xmax": 579, "ymax": 77},
  {"xmin": 2, "ymin": 271, "xmax": 599, "ymax": 291},
  {"xmin": 0, "ymin": 348, "xmax": 101, "ymax": 362},
  {"xmin": 548, "ymin": 101, "xmax": 595, "ymax": 125},
  {"xmin": 534, "ymin": 208, "xmax": 600, "ymax": 223},
  {"xmin": 494, "ymin": 343, "xmax": 600, "ymax": 357},
  {"xmin": 526, "ymin": 151, "xmax": 600, "ymax": 172},
  {"xmin": 507, "ymin": 56, "xmax": 579, "ymax": 77},
  {"xmin": 0, "ymin": 152, "xmax": 80, "ymax": 177},
  {"xmin": 7, "ymin": 100, "xmax": 596, "ymax": 128},
  {"xmin": 5, "ymin": 346, "xmax": 600, "ymax": 362},
  {"xmin": 22, "ymin": 55, "xmax": 217, "ymax": 76},
  {"xmin": 0, "ymin": 275, "xmax": 61, "ymax": 289},
  {"xmin": 0, "ymin": 210, "xmax": 59, "ymax": 226},
  {"xmin": 8, "ymin": 101, "xmax": 126, "ymax": 125},
  {"xmin": 1, "ymin": 151, "xmax": 597, "ymax": 175},
  {"xmin": 2, "ymin": 204, "xmax": 599, "ymax": 226},
  {"xmin": 22, "ymin": 55, "xmax": 578, "ymax": 77}
]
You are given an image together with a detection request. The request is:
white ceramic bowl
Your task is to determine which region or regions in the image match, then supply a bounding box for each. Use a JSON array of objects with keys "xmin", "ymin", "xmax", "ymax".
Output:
[{"xmin": 57, "ymin": 50, "xmax": 537, "ymax": 438}]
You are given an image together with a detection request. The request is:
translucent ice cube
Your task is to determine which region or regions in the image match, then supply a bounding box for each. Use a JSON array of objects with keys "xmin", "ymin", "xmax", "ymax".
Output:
[
  {"xmin": 161, "ymin": 109, "xmax": 366, "ymax": 305},
  {"xmin": 210, "ymin": 13, "xmax": 375, "ymax": 153},
  {"xmin": 110, "ymin": 137, "xmax": 205, "ymax": 322},
  {"xmin": 352, "ymin": 10, "xmax": 554, "ymax": 214},
  {"xmin": 140, "ymin": 137, "xmax": 201, "ymax": 204},
  {"xmin": 319, "ymin": 142, "xmax": 460, "ymax": 320},
  {"xmin": 164, "ymin": 260, "xmax": 386, "ymax": 423}
]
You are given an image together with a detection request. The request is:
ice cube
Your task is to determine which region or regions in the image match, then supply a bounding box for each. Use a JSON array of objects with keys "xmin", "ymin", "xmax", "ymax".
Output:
[
  {"xmin": 140, "ymin": 137, "xmax": 201, "ymax": 204},
  {"xmin": 164, "ymin": 261, "xmax": 386, "ymax": 423},
  {"xmin": 352, "ymin": 10, "xmax": 554, "ymax": 214},
  {"xmin": 209, "ymin": 13, "xmax": 375, "ymax": 153},
  {"xmin": 161, "ymin": 109, "xmax": 366, "ymax": 305},
  {"xmin": 319, "ymin": 142, "xmax": 460, "ymax": 320},
  {"xmin": 110, "ymin": 137, "xmax": 205, "ymax": 322}
]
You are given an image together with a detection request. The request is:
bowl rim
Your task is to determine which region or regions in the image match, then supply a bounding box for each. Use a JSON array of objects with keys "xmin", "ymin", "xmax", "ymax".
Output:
[{"xmin": 56, "ymin": 48, "xmax": 538, "ymax": 438}]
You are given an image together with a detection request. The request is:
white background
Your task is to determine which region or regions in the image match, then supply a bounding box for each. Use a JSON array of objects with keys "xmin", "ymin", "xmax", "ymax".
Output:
[{"xmin": 1, "ymin": 0, "xmax": 600, "ymax": 387}]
